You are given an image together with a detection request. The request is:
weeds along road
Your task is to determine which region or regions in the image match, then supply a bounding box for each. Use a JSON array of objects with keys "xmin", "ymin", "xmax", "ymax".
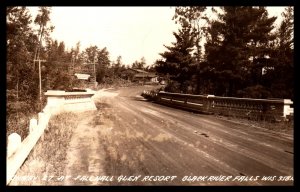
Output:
[{"xmin": 64, "ymin": 85, "xmax": 293, "ymax": 186}]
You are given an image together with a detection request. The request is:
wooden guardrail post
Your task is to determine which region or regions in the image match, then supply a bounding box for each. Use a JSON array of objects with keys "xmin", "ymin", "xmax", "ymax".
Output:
[
  {"xmin": 7, "ymin": 133, "xmax": 21, "ymax": 158},
  {"xmin": 29, "ymin": 119, "xmax": 37, "ymax": 134}
]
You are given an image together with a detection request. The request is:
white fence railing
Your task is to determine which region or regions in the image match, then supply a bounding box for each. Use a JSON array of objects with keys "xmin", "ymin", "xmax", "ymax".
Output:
[{"xmin": 6, "ymin": 89, "xmax": 97, "ymax": 185}]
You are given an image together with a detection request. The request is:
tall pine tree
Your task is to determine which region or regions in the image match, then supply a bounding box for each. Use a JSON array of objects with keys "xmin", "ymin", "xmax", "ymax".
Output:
[
  {"xmin": 155, "ymin": 24, "xmax": 195, "ymax": 93},
  {"xmin": 204, "ymin": 7, "xmax": 277, "ymax": 97},
  {"xmin": 268, "ymin": 7, "xmax": 294, "ymax": 99}
]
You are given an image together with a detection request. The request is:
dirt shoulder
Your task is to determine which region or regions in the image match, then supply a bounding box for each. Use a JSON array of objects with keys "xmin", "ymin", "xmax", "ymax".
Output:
[{"xmin": 9, "ymin": 112, "xmax": 81, "ymax": 185}]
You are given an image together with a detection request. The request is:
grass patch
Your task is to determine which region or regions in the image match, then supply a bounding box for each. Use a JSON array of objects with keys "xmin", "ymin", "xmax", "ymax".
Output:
[{"xmin": 9, "ymin": 112, "xmax": 80, "ymax": 186}]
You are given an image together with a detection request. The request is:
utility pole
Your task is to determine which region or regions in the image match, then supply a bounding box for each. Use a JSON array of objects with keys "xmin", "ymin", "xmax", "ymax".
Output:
[
  {"xmin": 34, "ymin": 59, "xmax": 46, "ymax": 109},
  {"xmin": 93, "ymin": 56, "xmax": 97, "ymax": 88},
  {"xmin": 143, "ymin": 71, "xmax": 144, "ymax": 86},
  {"xmin": 93, "ymin": 61, "xmax": 96, "ymax": 79}
]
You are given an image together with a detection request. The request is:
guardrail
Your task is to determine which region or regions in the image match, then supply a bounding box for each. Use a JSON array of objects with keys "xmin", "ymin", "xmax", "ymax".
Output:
[
  {"xmin": 141, "ymin": 90, "xmax": 293, "ymax": 121},
  {"xmin": 6, "ymin": 90, "xmax": 97, "ymax": 185}
]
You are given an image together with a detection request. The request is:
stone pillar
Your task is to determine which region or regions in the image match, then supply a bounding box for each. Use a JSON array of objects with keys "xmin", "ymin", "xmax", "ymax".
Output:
[
  {"xmin": 44, "ymin": 90, "xmax": 66, "ymax": 114},
  {"xmin": 205, "ymin": 95, "xmax": 215, "ymax": 113}
]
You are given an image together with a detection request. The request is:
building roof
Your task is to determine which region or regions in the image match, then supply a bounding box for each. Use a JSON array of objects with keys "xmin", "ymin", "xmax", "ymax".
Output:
[
  {"xmin": 129, "ymin": 68, "xmax": 148, "ymax": 73},
  {"xmin": 134, "ymin": 73, "xmax": 157, "ymax": 78}
]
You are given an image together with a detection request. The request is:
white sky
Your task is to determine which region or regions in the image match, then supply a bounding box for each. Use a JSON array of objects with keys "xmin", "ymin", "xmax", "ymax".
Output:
[{"xmin": 27, "ymin": 6, "xmax": 287, "ymax": 66}]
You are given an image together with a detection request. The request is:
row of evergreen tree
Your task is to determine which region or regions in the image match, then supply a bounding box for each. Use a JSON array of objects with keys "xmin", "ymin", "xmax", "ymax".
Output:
[{"xmin": 155, "ymin": 6, "xmax": 293, "ymax": 99}]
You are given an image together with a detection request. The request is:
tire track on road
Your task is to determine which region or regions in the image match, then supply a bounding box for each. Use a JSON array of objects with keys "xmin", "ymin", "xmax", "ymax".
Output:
[{"xmin": 114, "ymin": 95, "xmax": 293, "ymax": 185}]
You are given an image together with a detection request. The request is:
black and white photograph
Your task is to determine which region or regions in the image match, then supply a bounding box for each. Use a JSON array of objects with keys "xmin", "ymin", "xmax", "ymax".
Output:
[{"xmin": 6, "ymin": 6, "xmax": 294, "ymax": 186}]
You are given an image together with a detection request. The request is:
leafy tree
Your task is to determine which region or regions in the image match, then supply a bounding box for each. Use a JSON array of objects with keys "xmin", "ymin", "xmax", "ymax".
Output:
[
  {"xmin": 75, "ymin": 45, "xmax": 113, "ymax": 84},
  {"xmin": 7, "ymin": 7, "xmax": 37, "ymax": 108},
  {"xmin": 7, "ymin": 6, "xmax": 80, "ymax": 139},
  {"xmin": 84, "ymin": 45, "xmax": 99, "ymax": 63},
  {"xmin": 115, "ymin": 55, "xmax": 122, "ymax": 67},
  {"xmin": 132, "ymin": 57, "xmax": 146, "ymax": 69},
  {"xmin": 7, "ymin": 7, "xmax": 39, "ymax": 138},
  {"xmin": 42, "ymin": 40, "xmax": 76, "ymax": 90},
  {"xmin": 145, "ymin": 64, "xmax": 156, "ymax": 72},
  {"xmin": 73, "ymin": 41, "xmax": 81, "ymax": 63},
  {"xmin": 97, "ymin": 47, "xmax": 110, "ymax": 67},
  {"xmin": 112, "ymin": 56, "xmax": 123, "ymax": 78},
  {"xmin": 57, "ymin": 42, "xmax": 65, "ymax": 57},
  {"xmin": 131, "ymin": 60, "xmax": 140, "ymax": 69},
  {"xmin": 96, "ymin": 47, "xmax": 111, "ymax": 83},
  {"xmin": 33, "ymin": 7, "xmax": 54, "ymax": 68}
]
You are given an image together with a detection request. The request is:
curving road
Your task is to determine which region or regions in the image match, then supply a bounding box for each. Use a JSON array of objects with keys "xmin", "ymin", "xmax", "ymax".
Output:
[{"xmin": 63, "ymin": 85, "xmax": 293, "ymax": 186}]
